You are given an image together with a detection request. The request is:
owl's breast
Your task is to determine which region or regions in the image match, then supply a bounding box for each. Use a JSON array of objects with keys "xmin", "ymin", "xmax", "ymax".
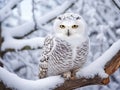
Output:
[
  {"xmin": 47, "ymin": 38, "xmax": 89, "ymax": 76},
  {"xmin": 47, "ymin": 39, "xmax": 73, "ymax": 76}
]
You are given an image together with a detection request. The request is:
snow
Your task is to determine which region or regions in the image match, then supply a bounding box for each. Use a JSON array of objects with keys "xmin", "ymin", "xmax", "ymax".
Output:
[
  {"xmin": 2, "ymin": 21, "xmax": 35, "ymax": 39},
  {"xmin": 37, "ymin": 0, "xmax": 76, "ymax": 25},
  {"xmin": 1, "ymin": 37, "xmax": 45, "ymax": 51},
  {"xmin": 0, "ymin": 67, "xmax": 64, "ymax": 90},
  {"xmin": 76, "ymin": 39, "xmax": 120, "ymax": 78},
  {"xmin": 116, "ymin": 28, "xmax": 120, "ymax": 35},
  {"xmin": 19, "ymin": 0, "xmax": 33, "ymax": 21},
  {"xmin": 1, "ymin": 0, "xmax": 76, "ymax": 51},
  {"xmin": 0, "ymin": 0, "xmax": 22, "ymax": 21},
  {"xmin": 1, "ymin": 0, "xmax": 120, "ymax": 90}
]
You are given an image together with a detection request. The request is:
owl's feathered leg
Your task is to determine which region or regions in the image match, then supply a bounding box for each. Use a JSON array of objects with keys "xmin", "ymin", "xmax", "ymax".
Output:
[
  {"xmin": 62, "ymin": 69, "xmax": 79, "ymax": 80},
  {"xmin": 39, "ymin": 61, "xmax": 48, "ymax": 79}
]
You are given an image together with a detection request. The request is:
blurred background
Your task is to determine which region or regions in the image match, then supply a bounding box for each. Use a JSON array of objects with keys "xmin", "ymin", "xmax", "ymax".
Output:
[{"xmin": 0, "ymin": 0, "xmax": 120, "ymax": 90}]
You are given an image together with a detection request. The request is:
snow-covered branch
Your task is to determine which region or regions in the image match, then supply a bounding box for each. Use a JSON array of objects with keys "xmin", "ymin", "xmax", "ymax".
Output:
[
  {"xmin": 0, "ymin": 0, "xmax": 22, "ymax": 21},
  {"xmin": 2, "ymin": 21, "xmax": 35, "ymax": 39},
  {"xmin": 1, "ymin": 37, "xmax": 45, "ymax": 54},
  {"xmin": 0, "ymin": 67, "xmax": 64, "ymax": 90},
  {"xmin": 0, "ymin": 39, "xmax": 120, "ymax": 90}
]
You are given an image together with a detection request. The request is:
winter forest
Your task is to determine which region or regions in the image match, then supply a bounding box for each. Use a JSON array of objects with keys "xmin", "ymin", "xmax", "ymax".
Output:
[{"xmin": 0, "ymin": 0, "xmax": 120, "ymax": 90}]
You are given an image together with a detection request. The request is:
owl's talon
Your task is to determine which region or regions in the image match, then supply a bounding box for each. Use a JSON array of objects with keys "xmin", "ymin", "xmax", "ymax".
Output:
[{"xmin": 62, "ymin": 71, "xmax": 71, "ymax": 80}]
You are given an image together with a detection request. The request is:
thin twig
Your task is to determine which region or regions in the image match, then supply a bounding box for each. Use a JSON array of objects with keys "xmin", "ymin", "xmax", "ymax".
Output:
[{"xmin": 112, "ymin": 0, "xmax": 120, "ymax": 10}]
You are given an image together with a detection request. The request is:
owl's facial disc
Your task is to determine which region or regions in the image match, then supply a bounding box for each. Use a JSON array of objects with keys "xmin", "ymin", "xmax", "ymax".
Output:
[
  {"xmin": 53, "ymin": 13, "xmax": 87, "ymax": 38},
  {"xmin": 59, "ymin": 21, "xmax": 80, "ymax": 37}
]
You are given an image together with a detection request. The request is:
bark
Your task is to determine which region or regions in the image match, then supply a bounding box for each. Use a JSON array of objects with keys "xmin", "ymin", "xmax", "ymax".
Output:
[{"xmin": 0, "ymin": 82, "xmax": 12, "ymax": 90}]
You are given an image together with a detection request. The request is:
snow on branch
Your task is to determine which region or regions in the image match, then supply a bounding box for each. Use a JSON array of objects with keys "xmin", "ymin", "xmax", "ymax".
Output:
[
  {"xmin": 1, "ymin": 37, "xmax": 45, "ymax": 54},
  {"xmin": 0, "ymin": 40, "xmax": 120, "ymax": 90},
  {"xmin": 55, "ymin": 39, "xmax": 120, "ymax": 90},
  {"xmin": 0, "ymin": 67, "xmax": 64, "ymax": 90},
  {"xmin": 0, "ymin": 0, "xmax": 22, "ymax": 21},
  {"xmin": 76, "ymin": 39, "xmax": 120, "ymax": 78},
  {"xmin": 2, "ymin": 21, "xmax": 35, "ymax": 39}
]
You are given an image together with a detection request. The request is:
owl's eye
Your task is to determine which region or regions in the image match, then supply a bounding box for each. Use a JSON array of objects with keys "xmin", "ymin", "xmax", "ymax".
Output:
[
  {"xmin": 72, "ymin": 25, "xmax": 78, "ymax": 29},
  {"xmin": 59, "ymin": 25, "xmax": 65, "ymax": 29}
]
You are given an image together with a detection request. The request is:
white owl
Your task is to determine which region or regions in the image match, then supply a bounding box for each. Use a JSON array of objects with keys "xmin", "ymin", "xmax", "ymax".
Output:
[{"xmin": 39, "ymin": 13, "xmax": 89, "ymax": 79}]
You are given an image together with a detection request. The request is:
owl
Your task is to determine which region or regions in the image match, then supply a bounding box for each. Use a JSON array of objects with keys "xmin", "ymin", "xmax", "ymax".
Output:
[{"xmin": 39, "ymin": 13, "xmax": 89, "ymax": 79}]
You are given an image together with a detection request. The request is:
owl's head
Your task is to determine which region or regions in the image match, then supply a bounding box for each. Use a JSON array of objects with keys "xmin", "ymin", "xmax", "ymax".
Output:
[{"xmin": 53, "ymin": 13, "xmax": 87, "ymax": 38}]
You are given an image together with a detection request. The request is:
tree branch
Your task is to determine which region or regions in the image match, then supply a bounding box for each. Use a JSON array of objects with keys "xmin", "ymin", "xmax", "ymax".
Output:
[
  {"xmin": 1, "ymin": 37, "xmax": 44, "ymax": 56},
  {"xmin": 55, "ymin": 50, "xmax": 120, "ymax": 90},
  {"xmin": 1, "ymin": 46, "xmax": 42, "ymax": 57},
  {"xmin": 112, "ymin": 0, "xmax": 120, "ymax": 10}
]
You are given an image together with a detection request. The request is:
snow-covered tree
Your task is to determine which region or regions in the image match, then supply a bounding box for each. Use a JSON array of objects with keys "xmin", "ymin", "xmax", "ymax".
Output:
[{"xmin": 0, "ymin": 0, "xmax": 120, "ymax": 90}]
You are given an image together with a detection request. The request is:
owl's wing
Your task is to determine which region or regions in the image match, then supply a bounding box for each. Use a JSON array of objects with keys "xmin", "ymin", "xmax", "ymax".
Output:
[{"xmin": 39, "ymin": 36, "xmax": 55, "ymax": 78}]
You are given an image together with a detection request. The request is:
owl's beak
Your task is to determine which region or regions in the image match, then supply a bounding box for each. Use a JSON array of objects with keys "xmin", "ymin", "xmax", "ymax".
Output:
[{"xmin": 67, "ymin": 30, "xmax": 71, "ymax": 36}]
